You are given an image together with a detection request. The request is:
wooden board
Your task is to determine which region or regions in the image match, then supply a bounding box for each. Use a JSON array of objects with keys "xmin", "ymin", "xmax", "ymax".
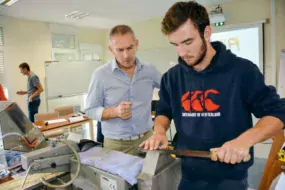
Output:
[{"xmin": 0, "ymin": 172, "xmax": 63, "ymax": 189}]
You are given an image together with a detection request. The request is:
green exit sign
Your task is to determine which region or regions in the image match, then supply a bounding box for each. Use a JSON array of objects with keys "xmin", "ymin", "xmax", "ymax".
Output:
[{"xmin": 215, "ymin": 22, "xmax": 225, "ymax": 27}]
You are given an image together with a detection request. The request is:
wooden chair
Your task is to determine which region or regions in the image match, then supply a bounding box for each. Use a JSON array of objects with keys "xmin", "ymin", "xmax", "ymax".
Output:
[
  {"xmin": 54, "ymin": 106, "xmax": 75, "ymax": 116},
  {"xmin": 34, "ymin": 111, "xmax": 59, "ymax": 122},
  {"xmin": 259, "ymin": 130, "xmax": 285, "ymax": 189}
]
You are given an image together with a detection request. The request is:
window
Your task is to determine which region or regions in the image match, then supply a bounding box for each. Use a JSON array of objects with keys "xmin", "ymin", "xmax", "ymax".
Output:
[
  {"xmin": 54, "ymin": 53, "xmax": 76, "ymax": 61},
  {"xmin": 0, "ymin": 51, "xmax": 4, "ymax": 74},
  {"xmin": 0, "ymin": 27, "xmax": 8, "ymax": 99},
  {"xmin": 80, "ymin": 43, "xmax": 102, "ymax": 61},
  {"xmin": 0, "ymin": 27, "xmax": 3, "ymax": 46},
  {"xmin": 52, "ymin": 33, "xmax": 76, "ymax": 49},
  {"xmin": 51, "ymin": 33, "xmax": 78, "ymax": 61}
]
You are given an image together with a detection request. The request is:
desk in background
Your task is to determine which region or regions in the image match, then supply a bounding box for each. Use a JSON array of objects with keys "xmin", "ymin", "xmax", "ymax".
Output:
[{"xmin": 34, "ymin": 114, "xmax": 94, "ymax": 140}]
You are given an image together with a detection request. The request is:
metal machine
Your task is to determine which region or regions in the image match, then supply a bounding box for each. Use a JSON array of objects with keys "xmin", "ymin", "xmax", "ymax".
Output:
[
  {"xmin": 0, "ymin": 101, "xmax": 48, "ymax": 152},
  {"xmin": 0, "ymin": 102, "xmax": 181, "ymax": 190},
  {"xmin": 22, "ymin": 144, "xmax": 181, "ymax": 189}
]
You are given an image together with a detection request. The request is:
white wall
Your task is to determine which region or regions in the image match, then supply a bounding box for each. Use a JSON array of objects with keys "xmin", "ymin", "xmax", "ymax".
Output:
[
  {"xmin": 0, "ymin": 16, "xmax": 107, "ymax": 115},
  {"xmin": 122, "ymin": 0, "xmax": 273, "ymax": 84},
  {"xmin": 0, "ymin": 16, "xmax": 51, "ymax": 114},
  {"xmin": 275, "ymin": 0, "xmax": 285, "ymax": 96}
]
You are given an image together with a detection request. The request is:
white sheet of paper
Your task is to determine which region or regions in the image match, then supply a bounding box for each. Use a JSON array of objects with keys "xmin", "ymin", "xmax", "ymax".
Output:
[
  {"xmin": 46, "ymin": 118, "xmax": 67, "ymax": 124},
  {"xmin": 69, "ymin": 116, "xmax": 84, "ymax": 123}
]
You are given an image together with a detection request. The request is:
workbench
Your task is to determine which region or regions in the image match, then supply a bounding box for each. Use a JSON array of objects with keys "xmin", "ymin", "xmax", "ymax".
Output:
[{"xmin": 0, "ymin": 172, "xmax": 65, "ymax": 189}]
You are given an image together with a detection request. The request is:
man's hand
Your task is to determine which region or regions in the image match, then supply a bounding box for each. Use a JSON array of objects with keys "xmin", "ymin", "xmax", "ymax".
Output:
[
  {"xmin": 16, "ymin": 91, "xmax": 26, "ymax": 95},
  {"xmin": 139, "ymin": 132, "xmax": 168, "ymax": 150},
  {"xmin": 114, "ymin": 101, "xmax": 132, "ymax": 120},
  {"xmin": 210, "ymin": 138, "xmax": 250, "ymax": 164},
  {"xmin": 29, "ymin": 96, "xmax": 33, "ymax": 102}
]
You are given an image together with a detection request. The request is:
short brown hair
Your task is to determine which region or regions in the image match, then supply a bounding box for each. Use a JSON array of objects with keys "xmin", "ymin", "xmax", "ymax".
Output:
[
  {"xmin": 109, "ymin": 25, "xmax": 135, "ymax": 39},
  {"xmin": 161, "ymin": 1, "xmax": 210, "ymax": 37},
  {"xmin": 19, "ymin": 62, "xmax": 30, "ymax": 71}
]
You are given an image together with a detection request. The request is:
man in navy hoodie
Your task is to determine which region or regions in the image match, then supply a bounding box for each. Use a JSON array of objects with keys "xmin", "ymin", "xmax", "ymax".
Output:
[{"xmin": 140, "ymin": 1, "xmax": 285, "ymax": 190}]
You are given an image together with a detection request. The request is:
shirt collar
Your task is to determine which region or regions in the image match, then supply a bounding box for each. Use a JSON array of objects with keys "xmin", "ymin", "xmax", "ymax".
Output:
[{"xmin": 111, "ymin": 58, "xmax": 144, "ymax": 72}]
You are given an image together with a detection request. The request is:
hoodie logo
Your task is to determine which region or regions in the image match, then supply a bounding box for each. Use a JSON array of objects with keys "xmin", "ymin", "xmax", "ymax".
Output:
[{"xmin": 181, "ymin": 89, "xmax": 221, "ymax": 117}]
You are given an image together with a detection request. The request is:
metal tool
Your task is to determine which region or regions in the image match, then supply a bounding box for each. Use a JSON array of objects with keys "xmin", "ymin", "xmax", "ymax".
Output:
[{"xmin": 139, "ymin": 148, "xmax": 251, "ymax": 162}]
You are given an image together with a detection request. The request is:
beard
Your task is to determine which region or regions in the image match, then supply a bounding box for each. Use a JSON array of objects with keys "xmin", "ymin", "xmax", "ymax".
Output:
[{"xmin": 182, "ymin": 37, "xmax": 207, "ymax": 67}]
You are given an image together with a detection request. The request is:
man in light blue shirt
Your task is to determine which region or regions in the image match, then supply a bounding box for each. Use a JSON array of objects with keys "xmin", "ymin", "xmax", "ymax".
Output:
[{"xmin": 85, "ymin": 25, "xmax": 161, "ymax": 156}]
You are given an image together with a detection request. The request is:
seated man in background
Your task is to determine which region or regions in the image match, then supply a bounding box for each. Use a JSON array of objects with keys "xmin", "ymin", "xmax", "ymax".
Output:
[{"xmin": 85, "ymin": 25, "xmax": 161, "ymax": 156}]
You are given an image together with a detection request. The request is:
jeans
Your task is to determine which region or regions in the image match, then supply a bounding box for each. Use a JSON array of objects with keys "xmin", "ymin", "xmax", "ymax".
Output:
[
  {"xmin": 178, "ymin": 178, "xmax": 248, "ymax": 190},
  {"xmin": 97, "ymin": 122, "xmax": 104, "ymax": 143},
  {"xmin": 28, "ymin": 99, "xmax": 40, "ymax": 122}
]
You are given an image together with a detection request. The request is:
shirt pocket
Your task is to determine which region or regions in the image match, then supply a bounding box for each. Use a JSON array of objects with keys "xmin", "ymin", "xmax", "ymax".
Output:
[
  {"xmin": 104, "ymin": 84, "xmax": 129, "ymax": 107},
  {"xmin": 132, "ymin": 77, "xmax": 153, "ymax": 102}
]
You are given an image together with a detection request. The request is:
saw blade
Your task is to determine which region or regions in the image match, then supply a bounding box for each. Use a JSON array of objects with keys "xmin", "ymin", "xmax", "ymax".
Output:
[{"xmin": 139, "ymin": 148, "xmax": 211, "ymax": 158}]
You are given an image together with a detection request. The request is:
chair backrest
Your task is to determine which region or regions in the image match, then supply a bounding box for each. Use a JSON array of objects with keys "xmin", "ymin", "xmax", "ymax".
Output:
[
  {"xmin": 34, "ymin": 111, "xmax": 59, "ymax": 121},
  {"xmin": 258, "ymin": 131, "xmax": 285, "ymax": 190},
  {"xmin": 54, "ymin": 106, "xmax": 75, "ymax": 116}
]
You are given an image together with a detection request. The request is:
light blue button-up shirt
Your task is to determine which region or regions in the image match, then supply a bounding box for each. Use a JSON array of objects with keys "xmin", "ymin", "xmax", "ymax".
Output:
[{"xmin": 85, "ymin": 58, "xmax": 162, "ymax": 139}]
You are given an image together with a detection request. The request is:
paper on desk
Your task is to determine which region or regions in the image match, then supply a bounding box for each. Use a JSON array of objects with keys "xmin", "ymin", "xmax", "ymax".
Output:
[
  {"xmin": 69, "ymin": 116, "xmax": 84, "ymax": 123},
  {"xmin": 46, "ymin": 119, "xmax": 67, "ymax": 124}
]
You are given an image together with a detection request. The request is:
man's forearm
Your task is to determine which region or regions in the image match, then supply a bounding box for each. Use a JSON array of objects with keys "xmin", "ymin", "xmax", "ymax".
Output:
[
  {"xmin": 31, "ymin": 89, "xmax": 43, "ymax": 98},
  {"xmin": 101, "ymin": 107, "xmax": 118, "ymax": 121},
  {"xmin": 154, "ymin": 115, "xmax": 171, "ymax": 134},
  {"xmin": 236, "ymin": 116, "xmax": 283, "ymax": 147}
]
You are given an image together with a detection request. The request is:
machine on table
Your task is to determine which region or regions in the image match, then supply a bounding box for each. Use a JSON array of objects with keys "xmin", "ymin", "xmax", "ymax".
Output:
[
  {"xmin": 0, "ymin": 101, "xmax": 47, "ymax": 171},
  {"xmin": 0, "ymin": 102, "xmax": 181, "ymax": 190}
]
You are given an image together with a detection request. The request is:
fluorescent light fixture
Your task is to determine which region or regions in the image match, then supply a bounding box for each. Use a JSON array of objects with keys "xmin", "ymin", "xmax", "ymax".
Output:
[
  {"xmin": 1, "ymin": 0, "xmax": 20, "ymax": 6},
  {"xmin": 65, "ymin": 10, "xmax": 91, "ymax": 20}
]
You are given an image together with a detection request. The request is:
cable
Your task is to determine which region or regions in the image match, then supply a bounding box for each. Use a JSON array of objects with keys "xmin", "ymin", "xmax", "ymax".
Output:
[
  {"xmin": 0, "ymin": 132, "xmax": 22, "ymax": 139},
  {"xmin": 39, "ymin": 140, "xmax": 81, "ymax": 188},
  {"xmin": 21, "ymin": 140, "xmax": 81, "ymax": 189},
  {"xmin": 21, "ymin": 162, "xmax": 38, "ymax": 189}
]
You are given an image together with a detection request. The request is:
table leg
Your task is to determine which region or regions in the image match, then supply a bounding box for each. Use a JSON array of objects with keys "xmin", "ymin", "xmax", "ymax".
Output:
[{"xmin": 89, "ymin": 119, "xmax": 94, "ymax": 140}]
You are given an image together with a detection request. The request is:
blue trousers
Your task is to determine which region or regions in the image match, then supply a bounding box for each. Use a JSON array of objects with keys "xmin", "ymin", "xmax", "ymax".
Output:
[
  {"xmin": 97, "ymin": 122, "xmax": 104, "ymax": 143},
  {"xmin": 178, "ymin": 178, "xmax": 248, "ymax": 190},
  {"xmin": 28, "ymin": 99, "xmax": 40, "ymax": 122}
]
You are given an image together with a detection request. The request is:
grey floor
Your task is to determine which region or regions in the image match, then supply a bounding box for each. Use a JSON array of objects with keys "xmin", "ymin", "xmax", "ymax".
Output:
[{"xmin": 248, "ymin": 157, "xmax": 266, "ymax": 189}]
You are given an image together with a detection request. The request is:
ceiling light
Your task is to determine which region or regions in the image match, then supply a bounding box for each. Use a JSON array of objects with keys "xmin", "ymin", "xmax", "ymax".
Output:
[
  {"xmin": 65, "ymin": 10, "xmax": 91, "ymax": 20},
  {"xmin": 1, "ymin": 0, "xmax": 20, "ymax": 6}
]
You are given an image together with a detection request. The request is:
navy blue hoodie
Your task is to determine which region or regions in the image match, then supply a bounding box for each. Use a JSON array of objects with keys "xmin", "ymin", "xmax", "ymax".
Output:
[{"xmin": 156, "ymin": 41, "xmax": 285, "ymax": 182}]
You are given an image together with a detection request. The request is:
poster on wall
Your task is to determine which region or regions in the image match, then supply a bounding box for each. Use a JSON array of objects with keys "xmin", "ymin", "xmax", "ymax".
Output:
[{"xmin": 211, "ymin": 26, "xmax": 262, "ymax": 71}]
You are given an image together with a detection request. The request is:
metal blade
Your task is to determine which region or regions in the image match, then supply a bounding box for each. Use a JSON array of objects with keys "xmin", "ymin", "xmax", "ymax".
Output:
[{"xmin": 139, "ymin": 148, "xmax": 211, "ymax": 158}]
